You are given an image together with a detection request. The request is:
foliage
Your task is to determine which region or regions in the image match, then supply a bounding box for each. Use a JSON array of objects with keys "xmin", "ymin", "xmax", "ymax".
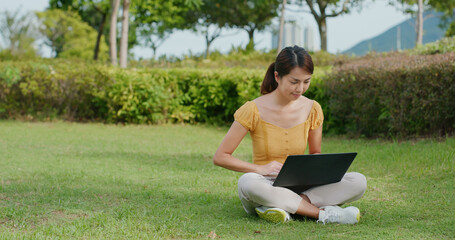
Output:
[
  {"xmin": 0, "ymin": 121, "xmax": 454, "ymax": 238},
  {"xmin": 188, "ymin": 0, "xmax": 233, "ymax": 57},
  {"xmin": 49, "ymin": 0, "xmax": 111, "ymax": 28},
  {"xmin": 294, "ymin": 0, "xmax": 363, "ymax": 51},
  {"xmin": 0, "ymin": 8, "xmax": 38, "ymax": 58},
  {"xmin": 310, "ymin": 50, "xmax": 352, "ymax": 66},
  {"xmin": 428, "ymin": 0, "xmax": 455, "ymax": 37},
  {"xmin": 105, "ymin": 69, "xmax": 168, "ymax": 123},
  {"xmin": 0, "ymin": 59, "xmax": 110, "ymax": 120},
  {"xmin": 133, "ymin": 0, "xmax": 202, "ymax": 29},
  {"xmin": 0, "ymin": 59, "xmax": 327, "ymax": 125},
  {"xmin": 411, "ymin": 36, "xmax": 455, "ymax": 54},
  {"xmin": 36, "ymin": 9, "xmax": 109, "ymax": 61},
  {"xmin": 36, "ymin": 9, "xmax": 77, "ymax": 57},
  {"xmin": 131, "ymin": 48, "xmax": 350, "ymax": 69},
  {"xmin": 0, "ymin": 60, "xmax": 243, "ymax": 123},
  {"xmin": 133, "ymin": 0, "xmax": 202, "ymax": 58},
  {"xmin": 388, "ymin": 0, "xmax": 430, "ymax": 14},
  {"xmin": 389, "ymin": 0, "xmax": 455, "ymax": 37},
  {"xmin": 49, "ymin": 0, "xmax": 113, "ymax": 60},
  {"xmin": 1, "ymin": 48, "xmax": 454, "ymax": 138},
  {"xmin": 446, "ymin": 21, "xmax": 455, "ymax": 37},
  {"xmin": 324, "ymin": 52, "xmax": 455, "ymax": 138},
  {"xmin": 224, "ymin": 0, "xmax": 281, "ymax": 50},
  {"xmin": 102, "ymin": 68, "xmax": 268, "ymax": 124}
]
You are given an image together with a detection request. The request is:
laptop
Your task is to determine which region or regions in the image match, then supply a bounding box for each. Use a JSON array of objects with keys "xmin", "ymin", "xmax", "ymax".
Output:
[{"xmin": 272, "ymin": 152, "xmax": 357, "ymax": 193}]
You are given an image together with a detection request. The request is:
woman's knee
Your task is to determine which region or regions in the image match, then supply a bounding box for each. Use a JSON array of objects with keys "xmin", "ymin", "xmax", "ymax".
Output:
[
  {"xmin": 238, "ymin": 173, "xmax": 271, "ymax": 198},
  {"xmin": 347, "ymin": 172, "xmax": 367, "ymax": 197},
  {"xmin": 238, "ymin": 173, "xmax": 262, "ymax": 188}
]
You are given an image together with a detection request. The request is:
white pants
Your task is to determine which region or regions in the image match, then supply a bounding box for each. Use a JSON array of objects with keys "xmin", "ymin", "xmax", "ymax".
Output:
[{"xmin": 238, "ymin": 172, "xmax": 367, "ymax": 215}]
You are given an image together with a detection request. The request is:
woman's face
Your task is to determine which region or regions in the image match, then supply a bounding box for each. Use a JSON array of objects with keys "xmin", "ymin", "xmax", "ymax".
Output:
[{"xmin": 274, "ymin": 67, "xmax": 312, "ymax": 101}]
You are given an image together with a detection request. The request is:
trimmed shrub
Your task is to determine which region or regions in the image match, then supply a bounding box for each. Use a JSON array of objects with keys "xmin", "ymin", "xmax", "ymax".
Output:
[
  {"xmin": 104, "ymin": 69, "xmax": 171, "ymax": 124},
  {"xmin": 325, "ymin": 52, "xmax": 455, "ymax": 137},
  {"xmin": 1, "ymin": 60, "xmax": 328, "ymax": 125},
  {"xmin": 2, "ymin": 53, "xmax": 452, "ymax": 138},
  {"xmin": 103, "ymin": 68, "xmax": 265, "ymax": 124},
  {"xmin": 0, "ymin": 59, "xmax": 110, "ymax": 120}
]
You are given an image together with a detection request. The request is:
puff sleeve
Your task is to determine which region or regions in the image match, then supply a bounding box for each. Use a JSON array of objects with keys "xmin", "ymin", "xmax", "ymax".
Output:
[
  {"xmin": 234, "ymin": 101, "xmax": 258, "ymax": 132},
  {"xmin": 309, "ymin": 101, "xmax": 324, "ymax": 130}
]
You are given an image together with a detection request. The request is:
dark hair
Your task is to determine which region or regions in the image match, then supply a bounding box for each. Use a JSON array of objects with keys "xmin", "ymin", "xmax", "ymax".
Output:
[{"xmin": 260, "ymin": 45, "xmax": 314, "ymax": 95}]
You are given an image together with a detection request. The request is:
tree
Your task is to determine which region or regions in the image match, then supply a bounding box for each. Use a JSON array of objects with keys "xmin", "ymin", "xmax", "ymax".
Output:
[
  {"xmin": 133, "ymin": 0, "xmax": 202, "ymax": 58},
  {"xmin": 0, "ymin": 8, "xmax": 37, "ymax": 57},
  {"xmin": 278, "ymin": 0, "xmax": 287, "ymax": 54},
  {"xmin": 49, "ymin": 0, "xmax": 112, "ymax": 60},
  {"xmin": 191, "ymin": 0, "xmax": 231, "ymax": 58},
  {"xmin": 119, "ymin": 0, "xmax": 130, "ymax": 68},
  {"xmin": 226, "ymin": 0, "xmax": 281, "ymax": 51},
  {"xmin": 90, "ymin": 2, "xmax": 111, "ymax": 60},
  {"xmin": 37, "ymin": 9, "xmax": 76, "ymax": 57},
  {"xmin": 36, "ymin": 9, "xmax": 108, "ymax": 60},
  {"xmin": 428, "ymin": 0, "xmax": 455, "ymax": 37},
  {"xmin": 390, "ymin": 0, "xmax": 428, "ymax": 46},
  {"xmin": 298, "ymin": 0, "xmax": 362, "ymax": 51},
  {"xmin": 390, "ymin": 0, "xmax": 455, "ymax": 45},
  {"xmin": 109, "ymin": 0, "xmax": 120, "ymax": 65},
  {"xmin": 416, "ymin": 0, "xmax": 424, "ymax": 45},
  {"xmin": 137, "ymin": 24, "xmax": 171, "ymax": 59},
  {"xmin": 200, "ymin": 23, "xmax": 222, "ymax": 58}
]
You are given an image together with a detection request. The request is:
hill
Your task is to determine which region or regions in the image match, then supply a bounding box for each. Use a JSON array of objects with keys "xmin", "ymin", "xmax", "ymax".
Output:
[{"xmin": 343, "ymin": 11, "xmax": 447, "ymax": 56}]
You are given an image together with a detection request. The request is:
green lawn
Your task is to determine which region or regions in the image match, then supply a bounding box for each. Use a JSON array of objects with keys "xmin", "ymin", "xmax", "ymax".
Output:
[{"xmin": 0, "ymin": 121, "xmax": 454, "ymax": 239}]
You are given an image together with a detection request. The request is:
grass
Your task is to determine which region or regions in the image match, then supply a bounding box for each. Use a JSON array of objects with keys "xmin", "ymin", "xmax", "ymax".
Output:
[{"xmin": 0, "ymin": 121, "xmax": 454, "ymax": 239}]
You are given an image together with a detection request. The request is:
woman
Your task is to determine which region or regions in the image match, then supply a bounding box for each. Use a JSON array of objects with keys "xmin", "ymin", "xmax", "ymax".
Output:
[{"xmin": 213, "ymin": 46, "xmax": 367, "ymax": 224}]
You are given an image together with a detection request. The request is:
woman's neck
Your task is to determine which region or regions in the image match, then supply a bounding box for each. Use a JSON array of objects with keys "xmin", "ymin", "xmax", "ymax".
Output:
[{"xmin": 270, "ymin": 90, "xmax": 298, "ymax": 108}]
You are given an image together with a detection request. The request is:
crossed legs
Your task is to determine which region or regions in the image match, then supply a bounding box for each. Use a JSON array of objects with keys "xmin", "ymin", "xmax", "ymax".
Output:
[{"xmin": 238, "ymin": 172, "xmax": 367, "ymax": 219}]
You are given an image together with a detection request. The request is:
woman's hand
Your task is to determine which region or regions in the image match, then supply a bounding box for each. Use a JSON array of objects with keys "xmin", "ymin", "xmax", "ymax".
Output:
[{"xmin": 256, "ymin": 161, "xmax": 283, "ymax": 177}]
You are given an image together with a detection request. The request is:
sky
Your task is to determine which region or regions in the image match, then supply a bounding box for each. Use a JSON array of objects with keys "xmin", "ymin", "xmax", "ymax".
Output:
[{"xmin": 1, "ymin": 0, "xmax": 410, "ymax": 58}]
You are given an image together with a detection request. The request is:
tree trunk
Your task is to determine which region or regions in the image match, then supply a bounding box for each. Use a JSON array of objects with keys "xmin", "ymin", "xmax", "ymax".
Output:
[
  {"xmin": 119, "ymin": 0, "xmax": 130, "ymax": 68},
  {"xmin": 152, "ymin": 47, "xmax": 157, "ymax": 60},
  {"xmin": 416, "ymin": 0, "xmax": 423, "ymax": 47},
  {"xmin": 203, "ymin": 26, "xmax": 222, "ymax": 59},
  {"xmin": 318, "ymin": 18, "xmax": 328, "ymax": 51},
  {"xmin": 109, "ymin": 0, "xmax": 120, "ymax": 66},
  {"xmin": 246, "ymin": 29, "xmax": 255, "ymax": 51},
  {"xmin": 305, "ymin": 0, "xmax": 351, "ymax": 52},
  {"xmin": 94, "ymin": 12, "xmax": 107, "ymax": 61},
  {"xmin": 205, "ymin": 37, "xmax": 211, "ymax": 59},
  {"xmin": 277, "ymin": 0, "xmax": 287, "ymax": 55}
]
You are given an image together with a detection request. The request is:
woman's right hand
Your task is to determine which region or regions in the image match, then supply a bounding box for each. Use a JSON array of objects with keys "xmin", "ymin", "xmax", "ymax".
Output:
[{"xmin": 256, "ymin": 161, "xmax": 283, "ymax": 177}]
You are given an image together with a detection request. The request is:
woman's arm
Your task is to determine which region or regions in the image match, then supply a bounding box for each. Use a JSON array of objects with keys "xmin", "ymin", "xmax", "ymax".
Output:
[
  {"xmin": 213, "ymin": 121, "xmax": 282, "ymax": 175},
  {"xmin": 308, "ymin": 125, "xmax": 322, "ymax": 154}
]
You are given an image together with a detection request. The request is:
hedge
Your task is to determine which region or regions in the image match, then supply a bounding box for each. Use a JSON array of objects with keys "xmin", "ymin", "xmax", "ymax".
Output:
[
  {"xmin": 0, "ymin": 60, "xmax": 110, "ymax": 121},
  {"xmin": 1, "ymin": 53, "xmax": 453, "ymax": 138},
  {"xmin": 0, "ymin": 59, "xmax": 328, "ymax": 125},
  {"xmin": 324, "ymin": 52, "xmax": 455, "ymax": 137}
]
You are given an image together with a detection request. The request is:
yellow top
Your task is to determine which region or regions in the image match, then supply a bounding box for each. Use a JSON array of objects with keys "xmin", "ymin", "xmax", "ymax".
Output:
[{"xmin": 234, "ymin": 100, "xmax": 324, "ymax": 165}]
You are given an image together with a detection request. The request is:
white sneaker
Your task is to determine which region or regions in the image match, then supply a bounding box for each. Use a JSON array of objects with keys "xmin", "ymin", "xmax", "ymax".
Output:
[
  {"xmin": 317, "ymin": 206, "xmax": 360, "ymax": 224},
  {"xmin": 255, "ymin": 206, "xmax": 291, "ymax": 223}
]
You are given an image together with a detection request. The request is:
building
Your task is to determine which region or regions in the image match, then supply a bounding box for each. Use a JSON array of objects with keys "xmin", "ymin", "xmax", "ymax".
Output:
[
  {"xmin": 272, "ymin": 19, "xmax": 315, "ymax": 51},
  {"xmin": 303, "ymin": 26, "xmax": 315, "ymax": 51}
]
